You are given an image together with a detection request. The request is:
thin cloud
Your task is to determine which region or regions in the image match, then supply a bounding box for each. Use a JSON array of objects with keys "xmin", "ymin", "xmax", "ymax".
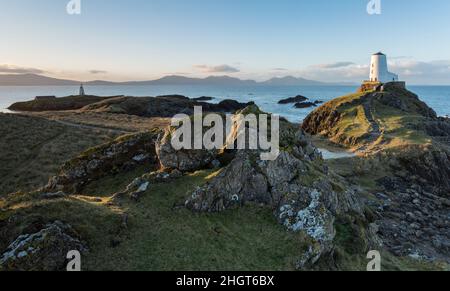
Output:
[
  {"xmin": 272, "ymin": 68, "xmax": 289, "ymax": 71},
  {"xmin": 0, "ymin": 64, "xmax": 45, "ymax": 74},
  {"xmin": 315, "ymin": 62, "xmax": 355, "ymax": 69},
  {"xmin": 89, "ymin": 70, "xmax": 108, "ymax": 74},
  {"xmin": 388, "ymin": 59, "xmax": 450, "ymax": 83},
  {"xmin": 194, "ymin": 64, "xmax": 240, "ymax": 73}
]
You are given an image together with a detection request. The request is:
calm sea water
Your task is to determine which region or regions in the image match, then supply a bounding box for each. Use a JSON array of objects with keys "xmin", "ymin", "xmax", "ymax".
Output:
[{"xmin": 1, "ymin": 85, "xmax": 449, "ymax": 123}]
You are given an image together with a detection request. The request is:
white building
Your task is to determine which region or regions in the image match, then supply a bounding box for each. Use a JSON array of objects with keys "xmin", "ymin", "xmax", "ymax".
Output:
[
  {"xmin": 79, "ymin": 84, "xmax": 85, "ymax": 96},
  {"xmin": 369, "ymin": 52, "xmax": 399, "ymax": 83}
]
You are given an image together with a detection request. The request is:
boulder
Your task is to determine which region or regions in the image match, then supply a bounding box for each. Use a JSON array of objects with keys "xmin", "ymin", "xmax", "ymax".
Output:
[
  {"xmin": 156, "ymin": 129, "xmax": 219, "ymax": 172},
  {"xmin": 278, "ymin": 95, "xmax": 308, "ymax": 104},
  {"xmin": 0, "ymin": 221, "xmax": 87, "ymax": 271}
]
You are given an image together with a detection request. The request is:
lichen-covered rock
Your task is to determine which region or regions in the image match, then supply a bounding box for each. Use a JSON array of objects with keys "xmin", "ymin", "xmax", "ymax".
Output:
[
  {"xmin": 278, "ymin": 189, "xmax": 336, "ymax": 268},
  {"xmin": 185, "ymin": 121, "xmax": 365, "ymax": 268},
  {"xmin": 0, "ymin": 221, "xmax": 87, "ymax": 271},
  {"xmin": 46, "ymin": 131, "xmax": 160, "ymax": 193}
]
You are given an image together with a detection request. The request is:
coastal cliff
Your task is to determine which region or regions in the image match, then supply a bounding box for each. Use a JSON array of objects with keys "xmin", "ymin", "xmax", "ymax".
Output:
[{"xmin": 302, "ymin": 84, "xmax": 450, "ymax": 263}]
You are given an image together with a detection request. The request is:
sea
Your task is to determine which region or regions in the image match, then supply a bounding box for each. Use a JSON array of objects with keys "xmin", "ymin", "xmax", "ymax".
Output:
[{"xmin": 1, "ymin": 85, "xmax": 449, "ymax": 123}]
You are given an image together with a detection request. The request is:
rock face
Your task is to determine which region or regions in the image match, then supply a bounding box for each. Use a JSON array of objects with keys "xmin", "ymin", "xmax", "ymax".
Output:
[
  {"xmin": 373, "ymin": 176, "xmax": 450, "ymax": 263},
  {"xmin": 46, "ymin": 131, "xmax": 160, "ymax": 193},
  {"xmin": 302, "ymin": 85, "xmax": 440, "ymax": 147},
  {"xmin": 278, "ymin": 95, "xmax": 308, "ymax": 104},
  {"xmin": 0, "ymin": 221, "xmax": 87, "ymax": 271},
  {"xmin": 185, "ymin": 119, "xmax": 366, "ymax": 269},
  {"xmin": 394, "ymin": 147, "xmax": 450, "ymax": 195},
  {"xmin": 156, "ymin": 130, "xmax": 219, "ymax": 172}
]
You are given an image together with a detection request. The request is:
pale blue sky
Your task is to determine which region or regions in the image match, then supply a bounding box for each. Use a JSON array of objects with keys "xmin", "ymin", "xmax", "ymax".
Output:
[{"xmin": 1, "ymin": 0, "xmax": 450, "ymax": 84}]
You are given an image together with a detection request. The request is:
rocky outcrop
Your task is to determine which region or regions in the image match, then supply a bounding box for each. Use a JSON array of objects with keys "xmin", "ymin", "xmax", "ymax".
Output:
[
  {"xmin": 0, "ymin": 221, "xmax": 87, "ymax": 271},
  {"xmin": 303, "ymin": 85, "xmax": 450, "ymax": 265},
  {"xmin": 278, "ymin": 95, "xmax": 308, "ymax": 104},
  {"xmin": 302, "ymin": 85, "xmax": 440, "ymax": 145},
  {"xmin": 192, "ymin": 96, "xmax": 214, "ymax": 101},
  {"xmin": 378, "ymin": 84, "xmax": 437, "ymax": 119},
  {"xmin": 46, "ymin": 131, "xmax": 160, "ymax": 193},
  {"xmin": 295, "ymin": 102, "xmax": 319, "ymax": 109},
  {"xmin": 156, "ymin": 129, "xmax": 219, "ymax": 172},
  {"xmin": 8, "ymin": 95, "xmax": 118, "ymax": 112},
  {"xmin": 185, "ymin": 118, "xmax": 366, "ymax": 269},
  {"xmin": 394, "ymin": 147, "xmax": 450, "ymax": 195},
  {"xmin": 81, "ymin": 95, "xmax": 254, "ymax": 117},
  {"xmin": 9, "ymin": 94, "xmax": 253, "ymax": 117}
]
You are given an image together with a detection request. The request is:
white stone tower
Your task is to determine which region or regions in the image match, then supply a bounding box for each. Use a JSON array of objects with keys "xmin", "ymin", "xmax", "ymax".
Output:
[
  {"xmin": 369, "ymin": 52, "xmax": 399, "ymax": 83},
  {"xmin": 79, "ymin": 84, "xmax": 85, "ymax": 96}
]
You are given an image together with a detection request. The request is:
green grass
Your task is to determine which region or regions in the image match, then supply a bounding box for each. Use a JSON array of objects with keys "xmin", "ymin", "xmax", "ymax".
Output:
[
  {"xmin": 0, "ymin": 114, "xmax": 118, "ymax": 196},
  {"xmin": 335, "ymin": 105, "xmax": 371, "ymax": 142},
  {"xmin": 372, "ymin": 100, "xmax": 431, "ymax": 146},
  {"xmin": 1, "ymin": 169, "xmax": 308, "ymax": 271},
  {"xmin": 83, "ymin": 170, "xmax": 307, "ymax": 271}
]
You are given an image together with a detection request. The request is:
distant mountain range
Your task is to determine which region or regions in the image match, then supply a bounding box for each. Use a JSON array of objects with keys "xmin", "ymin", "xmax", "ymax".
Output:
[{"xmin": 0, "ymin": 73, "xmax": 355, "ymax": 86}]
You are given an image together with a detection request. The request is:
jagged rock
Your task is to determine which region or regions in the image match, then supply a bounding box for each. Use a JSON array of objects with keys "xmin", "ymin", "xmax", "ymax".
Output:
[
  {"xmin": 46, "ymin": 131, "xmax": 160, "ymax": 194},
  {"xmin": 278, "ymin": 95, "xmax": 308, "ymax": 104},
  {"xmin": 156, "ymin": 128, "xmax": 219, "ymax": 172},
  {"xmin": 185, "ymin": 120, "xmax": 365, "ymax": 268},
  {"xmin": 394, "ymin": 147, "xmax": 450, "ymax": 196},
  {"xmin": 192, "ymin": 96, "xmax": 214, "ymax": 101},
  {"xmin": 0, "ymin": 221, "xmax": 87, "ymax": 271},
  {"xmin": 279, "ymin": 189, "xmax": 336, "ymax": 268}
]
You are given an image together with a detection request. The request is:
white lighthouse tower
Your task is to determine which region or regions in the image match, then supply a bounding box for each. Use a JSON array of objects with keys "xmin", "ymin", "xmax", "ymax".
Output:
[
  {"xmin": 79, "ymin": 84, "xmax": 85, "ymax": 96},
  {"xmin": 369, "ymin": 52, "xmax": 399, "ymax": 83}
]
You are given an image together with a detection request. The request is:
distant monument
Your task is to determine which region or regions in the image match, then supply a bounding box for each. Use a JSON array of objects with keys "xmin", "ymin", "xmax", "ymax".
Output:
[
  {"xmin": 360, "ymin": 52, "xmax": 405, "ymax": 92},
  {"xmin": 79, "ymin": 84, "xmax": 85, "ymax": 96}
]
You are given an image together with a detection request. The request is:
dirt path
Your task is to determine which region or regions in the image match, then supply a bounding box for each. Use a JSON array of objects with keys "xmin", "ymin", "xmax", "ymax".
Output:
[{"xmin": 362, "ymin": 100, "xmax": 382, "ymax": 142}]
